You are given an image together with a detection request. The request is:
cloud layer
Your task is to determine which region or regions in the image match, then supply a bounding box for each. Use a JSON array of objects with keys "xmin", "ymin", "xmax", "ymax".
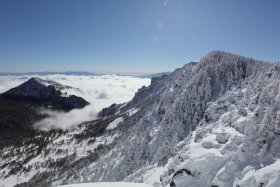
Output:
[{"xmin": 0, "ymin": 75, "xmax": 150, "ymax": 129}]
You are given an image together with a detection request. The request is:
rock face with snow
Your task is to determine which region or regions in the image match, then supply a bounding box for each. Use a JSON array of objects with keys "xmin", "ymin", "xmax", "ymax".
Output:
[
  {"xmin": 1, "ymin": 51, "xmax": 280, "ymax": 187},
  {"xmin": 1, "ymin": 77, "xmax": 89, "ymax": 110}
]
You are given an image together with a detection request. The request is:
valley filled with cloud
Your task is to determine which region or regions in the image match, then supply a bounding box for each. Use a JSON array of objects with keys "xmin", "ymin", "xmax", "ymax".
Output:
[{"xmin": 0, "ymin": 75, "xmax": 150, "ymax": 129}]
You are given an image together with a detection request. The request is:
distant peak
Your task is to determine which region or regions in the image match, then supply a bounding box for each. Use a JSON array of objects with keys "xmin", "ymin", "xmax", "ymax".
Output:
[
  {"xmin": 204, "ymin": 50, "xmax": 232, "ymax": 59},
  {"xmin": 28, "ymin": 77, "xmax": 44, "ymax": 83},
  {"xmin": 200, "ymin": 50, "xmax": 253, "ymax": 65},
  {"xmin": 1, "ymin": 77, "xmax": 89, "ymax": 110}
]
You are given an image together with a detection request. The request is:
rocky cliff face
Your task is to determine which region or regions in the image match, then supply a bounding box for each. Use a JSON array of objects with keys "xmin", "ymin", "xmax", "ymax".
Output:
[
  {"xmin": 1, "ymin": 51, "xmax": 280, "ymax": 187},
  {"xmin": 1, "ymin": 77, "xmax": 89, "ymax": 110}
]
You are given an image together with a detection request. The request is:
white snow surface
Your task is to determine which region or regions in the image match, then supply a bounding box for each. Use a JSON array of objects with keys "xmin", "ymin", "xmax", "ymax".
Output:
[
  {"xmin": 106, "ymin": 117, "xmax": 124, "ymax": 130},
  {"xmin": 56, "ymin": 182, "xmax": 153, "ymax": 187},
  {"xmin": 0, "ymin": 75, "xmax": 150, "ymax": 129}
]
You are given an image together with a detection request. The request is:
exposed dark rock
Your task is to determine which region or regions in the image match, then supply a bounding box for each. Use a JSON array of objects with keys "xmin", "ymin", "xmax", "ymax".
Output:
[
  {"xmin": 99, "ymin": 103, "xmax": 123, "ymax": 117},
  {"xmin": 170, "ymin": 168, "xmax": 200, "ymax": 187}
]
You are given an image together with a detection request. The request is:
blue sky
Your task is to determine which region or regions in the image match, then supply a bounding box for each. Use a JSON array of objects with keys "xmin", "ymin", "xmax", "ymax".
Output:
[{"xmin": 0, "ymin": 0, "xmax": 280, "ymax": 74}]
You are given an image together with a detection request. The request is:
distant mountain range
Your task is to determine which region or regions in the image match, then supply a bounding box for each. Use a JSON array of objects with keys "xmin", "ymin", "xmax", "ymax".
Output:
[
  {"xmin": 0, "ymin": 71, "xmax": 172, "ymax": 78},
  {"xmin": 0, "ymin": 71, "xmax": 97, "ymax": 76}
]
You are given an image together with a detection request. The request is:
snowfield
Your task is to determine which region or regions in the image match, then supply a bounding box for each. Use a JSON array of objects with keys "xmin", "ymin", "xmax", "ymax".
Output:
[{"xmin": 56, "ymin": 182, "xmax": 153, "ymax": 187}]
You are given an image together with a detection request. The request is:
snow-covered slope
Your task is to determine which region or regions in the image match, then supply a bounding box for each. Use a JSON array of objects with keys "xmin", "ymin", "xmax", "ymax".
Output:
[
  {"xmin": 56, "ymin": 182, "xmax": 152, "ymax": 187},
  {"xmin": 1, "ymin": 51, "xmax": 280, "ymax": 187}
]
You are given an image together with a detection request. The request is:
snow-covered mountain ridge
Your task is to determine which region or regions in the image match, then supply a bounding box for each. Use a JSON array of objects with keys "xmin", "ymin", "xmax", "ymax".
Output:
[{"xmin": 1, "ymin": 51, "xmax": 280, "ymax": 187}]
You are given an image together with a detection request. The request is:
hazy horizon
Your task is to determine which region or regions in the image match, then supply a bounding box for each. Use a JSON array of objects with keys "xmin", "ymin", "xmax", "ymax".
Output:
[{"xmin": 0, "ymin": 69, "xmax": 172, "ymax": 76}]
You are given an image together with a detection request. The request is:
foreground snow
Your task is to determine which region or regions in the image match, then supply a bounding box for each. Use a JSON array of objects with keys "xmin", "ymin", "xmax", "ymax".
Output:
[{"xmin": 57, "ymin": 182, "xmax": 153, "ymax": 187}]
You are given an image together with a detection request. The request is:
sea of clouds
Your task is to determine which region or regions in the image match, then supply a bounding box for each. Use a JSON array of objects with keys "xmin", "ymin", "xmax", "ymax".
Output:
[{"xmin": 0, "ymin": 75, "xmax": 150, "ymax": 129}]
